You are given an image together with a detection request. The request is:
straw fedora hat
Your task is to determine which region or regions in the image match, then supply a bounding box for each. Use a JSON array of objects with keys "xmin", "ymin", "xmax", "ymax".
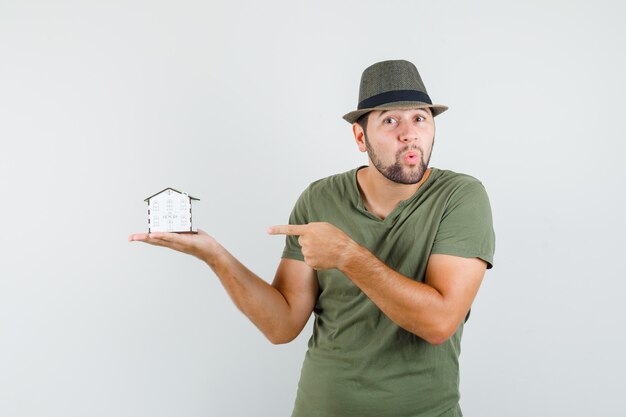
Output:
[{"xmin": 342, "ymin": 60, "xmax": 448, "ymax": 124}]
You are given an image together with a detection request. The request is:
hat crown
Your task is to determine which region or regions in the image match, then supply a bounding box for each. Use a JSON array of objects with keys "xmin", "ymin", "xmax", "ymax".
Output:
[
  {"xmin": 342, "ymin": 59, "xmax": 447, "ymax": 124},
  {"xmin": 358, "ymin": 60, "xmax": 428, "ymax": 103}
]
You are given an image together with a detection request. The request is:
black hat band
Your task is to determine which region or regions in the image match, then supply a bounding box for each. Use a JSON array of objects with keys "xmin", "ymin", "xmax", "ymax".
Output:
[{"xmin": 358, "ymin": 90, "xmax": 432, "ymax": 110}]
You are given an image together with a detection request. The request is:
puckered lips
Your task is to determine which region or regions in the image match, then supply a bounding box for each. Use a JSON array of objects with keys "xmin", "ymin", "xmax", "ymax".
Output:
[{"xmin": 403, "ymin": 149, "xmax": 421, "ymax": 165}]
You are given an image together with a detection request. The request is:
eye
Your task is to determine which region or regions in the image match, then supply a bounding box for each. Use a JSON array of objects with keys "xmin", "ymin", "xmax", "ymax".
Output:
[
  {"xmin": 383, "ymin": 117, "xmax": 397, "ymax": 125},
  {"xmin": 416, "ymin": 115, "xmax": 426, "ymax": 122}
]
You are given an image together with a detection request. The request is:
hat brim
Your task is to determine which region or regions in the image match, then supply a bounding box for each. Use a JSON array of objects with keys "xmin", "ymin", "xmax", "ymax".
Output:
[{"xmin": 342, "ymin": 101, "xmax": 448, "ymax": 124}]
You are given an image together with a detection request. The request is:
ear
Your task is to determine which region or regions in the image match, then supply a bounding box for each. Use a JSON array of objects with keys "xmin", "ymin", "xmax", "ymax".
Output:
[{"xmin": 352, "ymin": 123, "xmax": 367, "ymax": 153}]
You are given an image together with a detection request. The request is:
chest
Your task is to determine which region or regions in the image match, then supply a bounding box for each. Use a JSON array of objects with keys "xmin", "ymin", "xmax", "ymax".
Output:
[{"xmin": 315, "ymin": 199, "xmax": 446, "ymax": 291}]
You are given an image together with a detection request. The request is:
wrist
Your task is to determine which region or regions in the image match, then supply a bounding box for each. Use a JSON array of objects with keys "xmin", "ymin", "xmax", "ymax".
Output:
[
  {"xmin": 201, "ymin": 239, "xmax": 226, "ymax": 267},
  {"xmin": 337, "ymin": 239, "xmax": 366, "ymax": 272}
]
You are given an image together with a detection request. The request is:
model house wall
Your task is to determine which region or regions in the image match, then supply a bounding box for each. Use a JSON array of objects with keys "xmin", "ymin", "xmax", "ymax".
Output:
[{"xmin": 145, "ymin": 188, "xmax": 199, "ymax": 233}]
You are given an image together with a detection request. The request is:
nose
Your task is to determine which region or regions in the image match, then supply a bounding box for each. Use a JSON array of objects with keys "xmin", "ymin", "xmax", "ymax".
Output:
[{"xmin": 399, "ymin": 125, "xmax": 419, "ymax": 143}]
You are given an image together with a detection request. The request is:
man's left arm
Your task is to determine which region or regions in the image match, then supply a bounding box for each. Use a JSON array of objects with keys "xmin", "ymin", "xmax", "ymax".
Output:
[
  {"xmin": 339, "ymin": 244, "xmax": 486, "ymax": 345},
  {"xmin": 268, "ymin": 222, "xmax": 487, "ymax": 345}
]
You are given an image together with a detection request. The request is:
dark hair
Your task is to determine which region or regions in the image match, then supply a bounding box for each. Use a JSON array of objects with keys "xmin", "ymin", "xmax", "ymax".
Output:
[{"xmin": 356, "ymin": 112, "xmax": 370, "ymax": 136}]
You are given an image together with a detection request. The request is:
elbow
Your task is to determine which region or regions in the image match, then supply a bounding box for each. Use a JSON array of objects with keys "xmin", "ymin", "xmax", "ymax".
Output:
[
  {"xmin": 268, "ymin": 336, "xmax": 294, "ymax": 345},
  {"xmin": 419, "ymin": 322, "xmax": 458, "ymax": 346},
  {"xmin": 424, "ymin": 333, "xmax": 450, "ymax": 346},
  {"xmin": 265, "ymin": 329, "xmax": 298, "ymax": 345},
  {"xmin": 261, "ymin": 315, "xmax": 306, "ymax": 345}
]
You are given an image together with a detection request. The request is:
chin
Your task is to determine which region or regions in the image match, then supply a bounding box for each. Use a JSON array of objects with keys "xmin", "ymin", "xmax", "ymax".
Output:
[{"xmin": 381, "ymin": 163, "xmax": 427, "ymax": 185}]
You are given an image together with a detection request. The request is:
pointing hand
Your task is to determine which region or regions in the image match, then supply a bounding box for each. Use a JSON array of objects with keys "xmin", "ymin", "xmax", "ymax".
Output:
[{"xmin": 268, "ymin": 222, "xmax": 356, "ymax": 270}]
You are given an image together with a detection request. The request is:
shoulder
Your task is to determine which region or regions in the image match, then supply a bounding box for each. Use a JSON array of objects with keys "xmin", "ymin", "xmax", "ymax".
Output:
[
  {"xmin": 432, "ymin": 168, "xmax": 484, "ymax": 189},
  {"xmin": 428, "ymin": 169, "xmax": 496, "ymax": 269},
  {"xmin": 424, "ymin": 169, "xmax": 492, "ymax": 213},
  {"xmin": 302, "ymin": 167, "xmax": 360, "ymax": 196},
  {"xmin": 429, "ymin": 168, "xmax": 489, "ymax": 198},
  {"xmin": 290, "ymin": 168, "xmax": 361, "ymax": 219}
]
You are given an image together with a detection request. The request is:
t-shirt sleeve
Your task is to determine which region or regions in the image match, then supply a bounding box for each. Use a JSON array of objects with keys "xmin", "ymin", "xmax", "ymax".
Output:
[
  {"xmin": 281, "ymin": 187, "xmax": 309, "ymax": 262},
  {"xmin": 430, "ymin": 180, "xmax": 496, "ymax": 269}
]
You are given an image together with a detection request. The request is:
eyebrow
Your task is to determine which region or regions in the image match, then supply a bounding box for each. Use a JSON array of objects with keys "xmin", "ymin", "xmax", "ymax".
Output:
[
  {"xmin": 377, "ymin": 110, "xmax": 391, "ymax": 119},
  {"xmin": 376, "ymin": 108, "xmax": 431, "ymax": 119}
]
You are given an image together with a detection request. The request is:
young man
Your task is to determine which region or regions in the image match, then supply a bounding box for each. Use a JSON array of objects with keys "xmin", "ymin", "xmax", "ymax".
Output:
[{"xmin": 130, "ymin": 59, "xmax": 495, "ymax": 417}]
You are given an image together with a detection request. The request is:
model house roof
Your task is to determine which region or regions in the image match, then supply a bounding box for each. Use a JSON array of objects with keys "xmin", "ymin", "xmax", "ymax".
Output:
[{"xmin": 144, "ymin": 187, "xmax": 200, "ymax": 202}]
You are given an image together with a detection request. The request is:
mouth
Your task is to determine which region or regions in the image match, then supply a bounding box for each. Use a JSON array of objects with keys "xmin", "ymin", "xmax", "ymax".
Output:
[{"xmin": 403, "ymin": 150, "xmax": 421, "ymax": 165}]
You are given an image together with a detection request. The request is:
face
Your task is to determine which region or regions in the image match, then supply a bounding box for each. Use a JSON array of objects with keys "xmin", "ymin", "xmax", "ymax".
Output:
[{"xmin": 356, "ymin": 108, "xmax": 435, "ymax": 185}]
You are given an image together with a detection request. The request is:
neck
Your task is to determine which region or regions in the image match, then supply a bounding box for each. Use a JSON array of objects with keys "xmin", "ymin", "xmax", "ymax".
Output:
[{"xmin": 357, "ymin": 166, "xmax": 432, "ymax": 220}]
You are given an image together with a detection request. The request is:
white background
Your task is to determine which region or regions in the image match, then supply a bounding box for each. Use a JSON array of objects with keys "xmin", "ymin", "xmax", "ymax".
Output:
[{"xmin": 1, "ymin": 1, "xmax": 625, "ymax": 416}]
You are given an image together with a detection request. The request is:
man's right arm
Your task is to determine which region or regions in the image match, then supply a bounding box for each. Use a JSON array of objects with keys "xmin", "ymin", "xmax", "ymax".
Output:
[
  {"xmin": 129, "ymin": 230, "xmax": 318, "ymax": 344},
  {"xmin": 206, "ymin": 243, "xmax": 317, "ymax": 344}
]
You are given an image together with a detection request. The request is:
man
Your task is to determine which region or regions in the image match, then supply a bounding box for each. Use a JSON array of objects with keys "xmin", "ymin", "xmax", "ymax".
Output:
[{"xmin": 129, "ymin": 59, "xmax": 495, "ymax": 417}]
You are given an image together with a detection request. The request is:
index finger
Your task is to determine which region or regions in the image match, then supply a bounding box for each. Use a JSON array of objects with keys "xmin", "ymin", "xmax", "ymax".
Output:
[
  {"xmin": 128, "ymin": 233, "xmax": 150, "ymax": 242},
  {"xmin": 267, "ymin": 224, "xmax": 308, "ymax": 236},
  {"xmin": 128, "ymin": 232, "xmax": 182, "ymax": 242}
]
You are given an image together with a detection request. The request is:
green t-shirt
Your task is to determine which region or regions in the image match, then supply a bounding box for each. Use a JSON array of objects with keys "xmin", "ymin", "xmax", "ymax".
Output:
[{"xmin": 282, "ymin": 166, "xmax": 495, "ymax": 417}]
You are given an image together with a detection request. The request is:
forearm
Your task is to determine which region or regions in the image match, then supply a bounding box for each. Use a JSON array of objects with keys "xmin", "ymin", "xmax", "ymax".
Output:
[
  {"xmin": 202, "ymin": 245, "xmax": 295, "ymax": 343},
  {"xmin": 338, "ymin": 242, "xmax": 451, "ymax": 344}
]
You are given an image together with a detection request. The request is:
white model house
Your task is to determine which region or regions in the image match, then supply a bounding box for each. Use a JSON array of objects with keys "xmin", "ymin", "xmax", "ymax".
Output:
[{"xmin": 144, "ymin": 188, "xmax": 199, "ymax": 233}]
